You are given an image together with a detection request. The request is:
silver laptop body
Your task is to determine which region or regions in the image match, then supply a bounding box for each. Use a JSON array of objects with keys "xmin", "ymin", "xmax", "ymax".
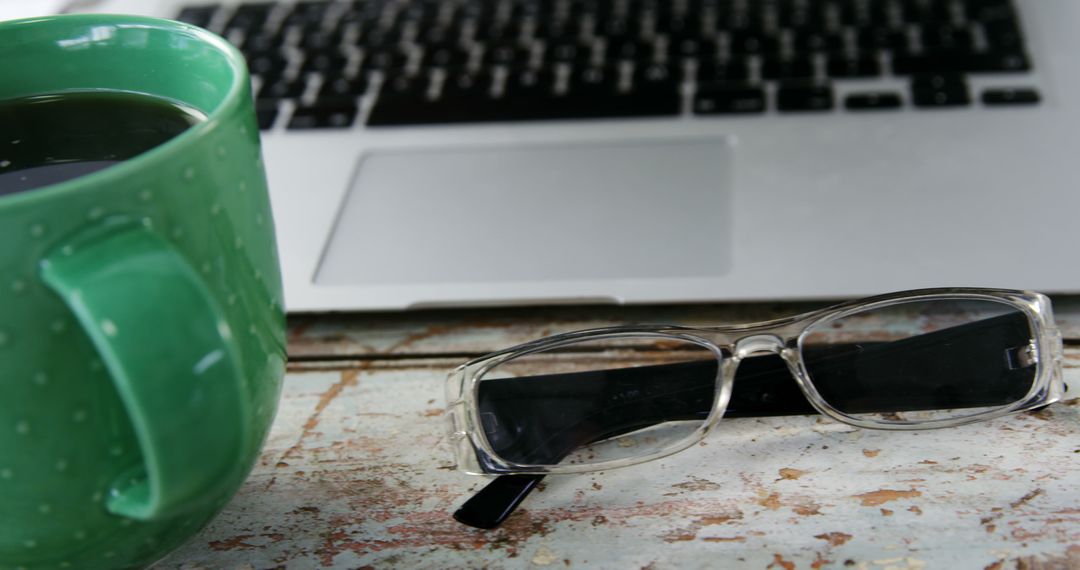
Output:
[{"xmin": 78, "ymin": 0, "xmax": 1080, "ymax": 311}]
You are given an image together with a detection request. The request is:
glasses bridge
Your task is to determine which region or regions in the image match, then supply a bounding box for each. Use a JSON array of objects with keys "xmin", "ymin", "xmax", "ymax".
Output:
[{"xmin": 732, "ymin": 334, "xmax": 789, "ymax": 360}]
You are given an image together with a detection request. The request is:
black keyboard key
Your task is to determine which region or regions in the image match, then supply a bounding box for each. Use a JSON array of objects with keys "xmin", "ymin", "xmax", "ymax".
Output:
[
  {"xmin": 397, "ymin": 3, "xmax": 434, "ymax": 28},
  {"xmin": 921, "ymin": 26, "xmax": 975, "ymax": 52},
  {"xmin": 545, "ymin": 42, "xmax": 592, "ymax": 66},
  {"xmin": 729, "ymin": 31, "xmax": 779, "ymax": 55},
  {"xmin": 969, "ymin": 51, "xmax": 1031, "ymax": 73},
  {"xmin": 761, "ymin": 56, "xmax": 815, "ymax": 80},
  {"xmin": 300, "ymin": 29, "xmax": 343, "ymax": 52},
  {"xmin": 657, "ymin": 14, "xmax": 696, "ymax": 37},
  {"xmin": 255, "ymin": 100, "xmax": 278, "ymax": 130},
  {"xmin": 777, "ymin": 81, "xmax": 835, "ymax": 112},
  {"xmin": 838, "ymin": 0, "xmax": 892, "ymax": 27},
  {"xmin": 340, "ymin": 1, "xmax": 384, "ymax": 26},
  {"xmin": 285, "ymin": 1, "xmax": 332, "ymax": 28},
  {"xmin": 318, "ymin": 75, "xmax": 369, "ymax": 99},
  {"xmin": 443, "ymin": 71, "xmax": 495, "ymax": 98},
  {"xmin": 608, "ymin": 39, "xmax": 654, "ymax": 62},
  {"xmin": 257, "ymin": 77, "xmax": 307, "ymax": 101},
  {"xmin": 982, "ymin": 87, "xmax": 1040, "ymax": 106},
  {"xmin": 247, "ymin": 52, "xmax": 288, "ymax": 77},
  {"xmin": 971, "ymin": 1, "xmax": 1022, "ymax": 31},
  {"xmin": 600, "ymin": 17, "xmax": 632, "ymax": 39},
  {"xmin": 780, "ymin": 3, "xmax": 823, "ymax": 30},
  {"xmin": 892, "ymin": 51, "xmax": 950, "ymax": 74},
  {"xmin": 177, "ymin": 5, "xmax": 219, "ymax": 29},
  {"xmin": 357, "ymin": 27, "xmax": 402, "ymax": 49},
  {"xmin": 506, "ymin": 67, "xmax": 558, "ymax": 97},
  {"xmin": 241, "ymin": 31, "xmax": 285, "ymax": 56},
  {"xmin": 633, "ymin": 63, "xmax": 680, "ymax": 92},
  {"xmin": 893, "ymin": 50, "xmax": 1030, "ymax": 74},
  {"xmin": 718, "ymin": 10, "xmax": 753, "ymax": 32},
  {"xmin": 421, "ymin": 48, "xmax": 471, "ymax": 69},
  {"xmin": 696, "ymin": 59, "xmax": 751, "ymax": 82},
  {"xmin": 484, "ymin": 44, "xmax": 532, "ymax": 66},
  {"xmin": 668, "ymin": 38, "xmax": 716, "ymax": 60},
  {"xmin": 474, "ymin": 23, "xmax": 518, "ymax": 43},
  {"xmin": 361, "ymin": 49, "xmax": 411, "ymax": 73},
  {"xmin": 568, "ymin": 89, "xmax": 681, "ymax": 119},
  {"xmin": 534, "ymin": 20, "xmax": 580, "ymax": 42},
  {"xmin": 693, "ymin": 83, "xmax": 766, "ymax": 114},
  {"xmin": 367, "ymin": 85, "xmax": 679, "ymax": 126},
  {"xmin": 854, "ymin": 28, "xmax": 910, "ymax": 51},
  {"xmin": 792, "ymin": 32, "xmax": 845, "ymax": 53},
  {"xmin": 845, "ymin": 92, "xmax": 903, "ymax": 110},
  {"xmin": 968, "ymin": 0, "xmax": 1019, "ymax": 22},
  {"xmin": 381, "ymin": 74, "xmax": 430, "ymax": 100},
  {"xmin": 226, "ymin": 3, "xmax": 274, "ymax": 34},
  {"xmin": 367, "ymin": 95, "xmax": 500, "ymax": 125},
  {"xmin": 911, "ymin": 73, "xmax": 971, "ymax": 107},
  {"xmin": 569, "ymin": 66, "xmax": 620, "ymax": 96},
  {"xmin": 970, "ymin": 0, "xmax": 1026, "ymax": 48},
  {"xmin": 901, "ymin": 0, "xmax": 955, "ymax": 24},
  {"xmin": 912, "ymin": 72, "xmax": 968, "ymax": 89},
  {"xmin": 288, "ymin": 99, "xmax": 358, "ymax": 129},
  {"xmin": 302, "ymin": 50, "xmax": 348, "ymax": 74},
  {"xmin": 983, "ymin": 21, "xmax": 1024, "ymax": 50},
  {"xmin": 827, "ymin": 54, "xmax": 881, "ymax": 78},
  {"xmin": 417, "ymin": 26, "xmax": 458, "ymax": 51},
  {"xmin": 554, "ymin": 90, "xmax": 681, "ymax": 120}
]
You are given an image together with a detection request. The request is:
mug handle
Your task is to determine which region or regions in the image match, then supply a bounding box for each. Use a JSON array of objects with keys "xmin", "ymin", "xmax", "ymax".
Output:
[{"xmin": 40, "ymin": 222, "xmax": 250, "ymax": 521}]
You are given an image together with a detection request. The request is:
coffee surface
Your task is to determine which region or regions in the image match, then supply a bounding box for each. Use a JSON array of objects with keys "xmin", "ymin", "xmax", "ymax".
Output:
[{"xmin": 0, "ymin": 91, "xmax": 205, "ymax": 196}]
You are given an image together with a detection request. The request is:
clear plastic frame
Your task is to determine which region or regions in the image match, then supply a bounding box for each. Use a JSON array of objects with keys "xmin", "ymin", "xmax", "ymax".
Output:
[{"xmin": 445, "ymin": 288, "xmax": 1066, "ymax": 477}]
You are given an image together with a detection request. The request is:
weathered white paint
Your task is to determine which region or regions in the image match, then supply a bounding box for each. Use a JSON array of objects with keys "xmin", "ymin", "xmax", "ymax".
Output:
[{"xmin": 158, "ymin": 301, "xmax": 1080, "ymax": 568}]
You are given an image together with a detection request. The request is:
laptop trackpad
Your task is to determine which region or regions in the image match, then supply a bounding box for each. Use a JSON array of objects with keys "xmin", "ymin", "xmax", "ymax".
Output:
[{"xmin": 315, "ymin": 138, "xmax": 734, "ymax": 286}]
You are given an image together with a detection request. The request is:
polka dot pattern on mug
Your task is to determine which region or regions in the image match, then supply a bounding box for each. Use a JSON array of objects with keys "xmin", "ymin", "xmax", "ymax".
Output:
[{"xmin": 0, "ymin": 90, "xmax": 284, "ymax": 570}]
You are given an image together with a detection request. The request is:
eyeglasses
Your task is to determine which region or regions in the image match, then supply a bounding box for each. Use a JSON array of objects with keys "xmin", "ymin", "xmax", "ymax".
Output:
[{"xmin": 444, "ymin": 288, "xmax": 1066, "ymax": 529}]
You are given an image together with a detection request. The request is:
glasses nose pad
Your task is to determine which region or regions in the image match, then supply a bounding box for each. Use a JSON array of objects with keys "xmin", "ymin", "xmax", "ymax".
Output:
[
  {"xmin": 723, "ymin": 336, "xmax": 819, "ymax": 418},
  {"xmin": 732, "ymin": 334, "xmax": 787, "ymax": 359}
]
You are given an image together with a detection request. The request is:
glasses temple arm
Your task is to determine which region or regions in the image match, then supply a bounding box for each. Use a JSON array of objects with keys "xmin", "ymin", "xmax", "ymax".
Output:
[{"xmin": 453, "ymin": 474, "xmax": 545, "ymax": 529}]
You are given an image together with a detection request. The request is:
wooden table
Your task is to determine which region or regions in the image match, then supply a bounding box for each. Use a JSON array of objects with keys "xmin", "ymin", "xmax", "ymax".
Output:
[{"xmin": 159, "ymin": 300, "xmax": 1080, "ymax": 569}]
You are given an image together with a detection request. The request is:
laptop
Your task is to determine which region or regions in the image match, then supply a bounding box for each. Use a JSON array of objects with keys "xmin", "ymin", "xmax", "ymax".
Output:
[{"xmin": 63, "ymin": 0, "xmax": 1080, "ymax": 311}]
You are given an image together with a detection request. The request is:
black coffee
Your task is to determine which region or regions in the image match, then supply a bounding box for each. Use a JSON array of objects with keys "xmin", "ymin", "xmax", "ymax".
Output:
[{"xmin": 0, "ymin": 91, "xmax": 206, "ymax": 197}]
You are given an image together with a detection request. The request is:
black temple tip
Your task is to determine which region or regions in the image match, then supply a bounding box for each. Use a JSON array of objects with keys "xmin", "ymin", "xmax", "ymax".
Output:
[{"xmin": 453, "ymin": 474, "xmax": 545, "ymax": 529}]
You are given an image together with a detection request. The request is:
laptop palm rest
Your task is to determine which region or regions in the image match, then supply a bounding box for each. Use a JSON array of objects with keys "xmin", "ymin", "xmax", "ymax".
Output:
[{"xmin": 314, "ymin": 138, "xmax": 734, "ymax": 290}]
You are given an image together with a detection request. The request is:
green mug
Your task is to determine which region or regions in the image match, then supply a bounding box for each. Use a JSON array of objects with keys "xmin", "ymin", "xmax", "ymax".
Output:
[{"xmin": 0, "ymin": 15, "xmax": 285, "ymax": 569}]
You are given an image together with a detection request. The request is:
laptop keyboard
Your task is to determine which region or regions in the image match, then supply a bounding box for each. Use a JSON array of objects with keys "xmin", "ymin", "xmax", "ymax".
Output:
[{"xmin": 175, "ymin": 0, "xmax": 1040, "ymax": 130}]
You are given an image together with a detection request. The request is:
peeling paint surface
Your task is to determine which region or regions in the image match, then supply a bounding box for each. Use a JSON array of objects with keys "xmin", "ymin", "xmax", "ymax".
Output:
[{"xmin": 158, "ymin": 303, "xmax": 1080, "ymax": 569}]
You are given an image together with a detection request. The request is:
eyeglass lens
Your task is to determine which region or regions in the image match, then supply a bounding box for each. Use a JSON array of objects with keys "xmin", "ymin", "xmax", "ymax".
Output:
[
  {"xmin": 476, "ymin": 337, "xmax": 720, "ymax": 468},
  {"xmin": 801, "ymin": 299, "xmax": 1038, "ymax": 423}
]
